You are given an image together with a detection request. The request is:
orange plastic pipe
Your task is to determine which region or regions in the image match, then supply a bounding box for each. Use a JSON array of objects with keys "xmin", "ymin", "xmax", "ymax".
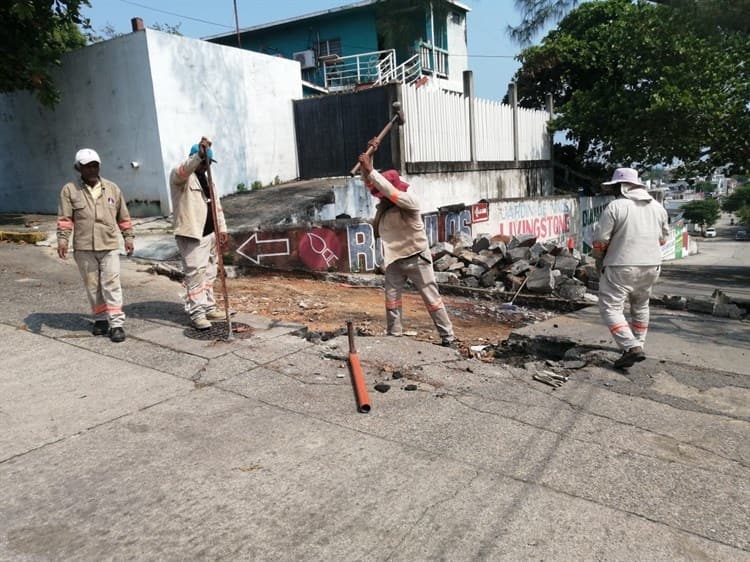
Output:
[{"xmin": 347, "ymin": 321, "xmax": 371, "ymax": 413}]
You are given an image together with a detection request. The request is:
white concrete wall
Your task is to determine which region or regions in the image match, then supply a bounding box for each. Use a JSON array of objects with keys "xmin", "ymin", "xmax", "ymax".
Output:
[
  {"xmin": 444, "ymin": 10, "xmax": 469, "ymax": 92},
  {"xmin": 0, "ymin": 32, "xmax": 162, "ymax": 214},
  {"xmin": 146, "ymin": 30, "xmax": 302, "ymax": 213},
  {"xmin": 0, "ymin": 29, "xmax": 302, "ymax": 216},
  {"xmin": 313, "ymin": 167, "xmax": 553, "ymax": 222}
]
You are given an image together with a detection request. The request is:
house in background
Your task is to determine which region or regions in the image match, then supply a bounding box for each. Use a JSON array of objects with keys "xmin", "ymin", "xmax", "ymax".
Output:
[{"xmin": 205, "ymin": 0, "xmax": 470, "ymax": 96}]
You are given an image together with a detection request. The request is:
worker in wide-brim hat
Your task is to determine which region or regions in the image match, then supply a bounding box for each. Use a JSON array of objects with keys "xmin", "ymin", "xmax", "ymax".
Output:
[{"xmin": 593, "ymin": 167, "xmax": 670, "ymax": 369}]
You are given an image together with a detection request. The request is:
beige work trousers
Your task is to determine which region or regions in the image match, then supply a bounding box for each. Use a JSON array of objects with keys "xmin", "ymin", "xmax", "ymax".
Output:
[
  {"xmin": 599, "ymin": 265, "xmax": 660, "ymax": 351},
  {"xmin": 74, "ymin": 249, "xmax": 125, "ymax": 328},
  {"xmin": 384, "ymin": 250, "xmax": 455, "ymax": 342},
  {"xmin": 176, "ymin": 233, "xmax": 218, "ymax": 321}
]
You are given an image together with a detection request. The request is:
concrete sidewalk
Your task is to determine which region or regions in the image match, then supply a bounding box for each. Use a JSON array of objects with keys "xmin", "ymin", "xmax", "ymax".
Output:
[{"xmin": 1, "ymin": 240, "xmax": 748, "ymax": 560}]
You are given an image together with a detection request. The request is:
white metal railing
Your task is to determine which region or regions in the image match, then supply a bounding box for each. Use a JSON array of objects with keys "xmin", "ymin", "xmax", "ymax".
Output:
[
  {"xmin": 418, "ymin": 43, "xmax": 449, "ymax": 78},
  {"xmin": 322, "ymin": 49, "xmax": 426, "ymax": 92},
  {"xmin": 390, "ymin": 54, "xmax": 422, "ymax": 85},
  {"xmin": 323, "ymin": 49, "xmax": 395, "ymax": 92}
]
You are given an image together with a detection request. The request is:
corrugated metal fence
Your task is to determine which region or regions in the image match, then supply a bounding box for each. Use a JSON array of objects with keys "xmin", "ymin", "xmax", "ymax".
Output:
[
  {"xmin": 292, "ymin": 83, "xmax": 551, "ymax": 180},
  {"xmin": 402, "ymin": 83, "xmax": 550, "ymax": 163}
]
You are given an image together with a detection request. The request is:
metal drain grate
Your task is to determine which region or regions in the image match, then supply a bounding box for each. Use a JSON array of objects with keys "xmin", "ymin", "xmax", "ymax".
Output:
[{"xmin": 184, "ymin": 321, "xmax": 254, "ymax": 341}]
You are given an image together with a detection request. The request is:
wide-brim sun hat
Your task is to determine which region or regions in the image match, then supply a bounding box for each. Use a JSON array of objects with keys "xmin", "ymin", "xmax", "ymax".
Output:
[
  {"xmin": 602, "ymin": 167, "xmax": 646, "ymax": 188},
  {"xmin": 75, "ymin": 148, "xmax": 100, "ymax": 166}
]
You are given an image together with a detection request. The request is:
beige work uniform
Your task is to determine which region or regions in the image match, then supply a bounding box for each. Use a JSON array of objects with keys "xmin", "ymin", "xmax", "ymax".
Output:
[
  {"xmin": 57, "ymin": 178, "xmax": 134, "ymax": 328},
  {"xmin": 365, "ymin": 170, "xmax": 454, "ymax": 343},
  {"xmin": 169, "ymin": 153, "xmax": 227, "ymax": 321},
  {"xmin": 594, "ymin": 188, "xmax": 669, "ymax": 351}
]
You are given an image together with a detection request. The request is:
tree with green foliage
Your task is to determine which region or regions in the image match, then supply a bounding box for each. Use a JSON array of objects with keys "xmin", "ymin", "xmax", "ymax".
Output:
[
  {"xmin": 722, "ymin": 186, "xmax": 750, "ymax": 213},
  {"xmin": 680, "ymin": 199, "xmax": 721, "ymax": 227},
  {"xmin": 695, "ymin": 181, "xmax": 717, "ymax": 194},
  {"xmin": 1, "ymin": 0, "xmax": 91, "ymax": 107},
  {"xmin": 511, "ymin": 0, "xmax": 750, "ymax": 179},
  {"xmin": 510, "ymin": 0, "xmax": 750, "ymax": 46}
]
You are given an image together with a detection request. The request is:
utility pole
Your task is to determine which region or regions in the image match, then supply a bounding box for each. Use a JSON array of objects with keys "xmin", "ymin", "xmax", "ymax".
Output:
[{"xmin": 233, "ymin": 0, "xmax": 241, "ymax": 48}]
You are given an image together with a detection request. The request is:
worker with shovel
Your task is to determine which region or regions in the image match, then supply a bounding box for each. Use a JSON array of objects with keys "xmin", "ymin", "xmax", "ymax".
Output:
[
  {"xmin": 169, "ymin": 137, "xmax": 228, "ymax": 330},
  {"xmin": 358, "ymin": 143, "xmax": 457, "ymax": 348}
]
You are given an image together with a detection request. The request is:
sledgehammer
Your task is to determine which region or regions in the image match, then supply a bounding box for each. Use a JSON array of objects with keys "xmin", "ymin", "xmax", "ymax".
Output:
[{"xmin": 349, "ymin": 101, "xmax": 405, "ymax": 176}]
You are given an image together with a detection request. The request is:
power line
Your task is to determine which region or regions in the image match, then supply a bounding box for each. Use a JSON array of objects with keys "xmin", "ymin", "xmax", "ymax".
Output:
[
  {"xmin": 466, "ymin": 54, "xmax": 517, "ymax": 59},
  {"xmin": 116, "ymin": 0, "xmax": 233, "ymax": 29}
]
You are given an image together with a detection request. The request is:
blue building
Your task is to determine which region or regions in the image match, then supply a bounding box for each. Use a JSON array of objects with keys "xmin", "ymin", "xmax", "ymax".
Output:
[{"xmin": 205, "ymin": 0, "xmax": 471, "ymax": 96}]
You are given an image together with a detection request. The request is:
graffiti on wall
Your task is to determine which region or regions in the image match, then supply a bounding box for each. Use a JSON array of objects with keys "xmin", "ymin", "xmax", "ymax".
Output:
[
  {"xmin": 491, "ymin": 197, "xmax": 577, "ymax": 246},
  {"xmin": 579, "ymin": 195, "xmax": 613, "ymax": 253},
  {"xmin": 232, "ymin": 194, "xmax": 694, "ymax": 273},
  {"xmin": 661, "ymin": 223, "xmax": 689, "ymax": 260}
]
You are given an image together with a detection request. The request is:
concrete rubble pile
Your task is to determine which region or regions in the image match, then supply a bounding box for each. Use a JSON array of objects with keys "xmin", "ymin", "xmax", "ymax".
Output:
[
  {"xmin": 661, "ymin": 289, "xmax": 748, "ymax": 319},
  {"xmin": 430, "ymin": 232, "xmax": 598, "ymax": 302}
]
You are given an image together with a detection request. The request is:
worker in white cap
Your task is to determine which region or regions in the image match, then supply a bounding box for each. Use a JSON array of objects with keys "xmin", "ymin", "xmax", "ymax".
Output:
[
  {"xmin": 169, "ymin": 136, "xmax": 228, "ymax": 330},
  {"xmin": 57, "ymin": 148, "xmax": 135, "ymax": 342},
  {"xmin": 593, "ymin": 167, "xmax": 669, "ymax": 369}
]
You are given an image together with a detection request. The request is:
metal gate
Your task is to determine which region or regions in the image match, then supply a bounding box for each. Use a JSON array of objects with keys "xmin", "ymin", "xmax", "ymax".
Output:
[{"xmin": 293, "ymin": 84, "xmax": 401, "ymax": 180}]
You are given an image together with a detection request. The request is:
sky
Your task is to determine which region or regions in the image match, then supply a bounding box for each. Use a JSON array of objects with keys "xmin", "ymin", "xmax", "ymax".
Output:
[{"xmin": 82, "ymin": 0, "xmax": 553, "ymax": 101}]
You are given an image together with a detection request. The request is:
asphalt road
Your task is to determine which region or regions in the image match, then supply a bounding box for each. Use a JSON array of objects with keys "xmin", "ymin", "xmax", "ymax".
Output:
[
  {"xmin": 657, "ymin": 213, "xmax": 750, "ymax": 300},
  {"xmin": 0, "ymin": 216, "xmax": 748, "ymax": 561}
]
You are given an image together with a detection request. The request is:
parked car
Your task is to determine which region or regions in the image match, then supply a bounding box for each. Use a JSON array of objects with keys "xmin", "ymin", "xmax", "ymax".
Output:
[
  {"xmin": 703, "ymin": 227, "xmax": 717, "ymax": 238},
  {"xmin": 736, "ymin": 230, "xmax": 749, "ymax": 241}
]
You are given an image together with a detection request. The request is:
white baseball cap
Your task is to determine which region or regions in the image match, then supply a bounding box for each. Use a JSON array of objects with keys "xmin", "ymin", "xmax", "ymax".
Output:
[{"xmin": 74, "ymin": 148, "xmax": 101, "ymax": 166}]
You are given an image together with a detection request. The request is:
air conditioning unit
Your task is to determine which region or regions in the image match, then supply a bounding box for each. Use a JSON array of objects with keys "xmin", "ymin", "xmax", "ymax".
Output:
[{"xmin": 292, "ymin": 50, "xmax": 316, "ymax": 70}]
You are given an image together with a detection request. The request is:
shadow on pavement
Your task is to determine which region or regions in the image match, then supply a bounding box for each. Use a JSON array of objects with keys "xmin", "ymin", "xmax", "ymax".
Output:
[
  {"xmin": 124, "ymin": 301, "xmax": 186, "ymax": 324},
  {"xmin": 659, "ymin": 264, "xmax": 750, "ymax": 287},
  {"xmin": 24, "ymin": 312, "xmax": 91, "ymax": 334}
]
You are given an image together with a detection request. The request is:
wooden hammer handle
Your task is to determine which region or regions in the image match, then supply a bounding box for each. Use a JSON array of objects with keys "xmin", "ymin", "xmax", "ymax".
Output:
[{"xmin": 350, "ymin": 114, "xmax": 399, "ymax": 176}]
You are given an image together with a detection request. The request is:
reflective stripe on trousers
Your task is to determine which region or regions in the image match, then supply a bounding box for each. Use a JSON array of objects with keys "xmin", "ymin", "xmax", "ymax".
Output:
[
  {"xmin": 74, "ymin": 249, "xmax": 125, "ymax": 328},
  {"xmin": 176, "ymin": 233, "xmax": 218, "ymax": 320},
  {"xmin": 384, "ymin": 250, "xmax": 454, "ymax": 341},
  {"xmin": 598, "ymin": 265, "xmax": 660, "ymax": 351}
]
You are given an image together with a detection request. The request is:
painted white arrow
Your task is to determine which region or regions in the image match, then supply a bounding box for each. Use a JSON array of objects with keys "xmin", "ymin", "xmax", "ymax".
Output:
[{"xmin": 236, "ymin": 233, "xmax": 290, "ymax": 265}]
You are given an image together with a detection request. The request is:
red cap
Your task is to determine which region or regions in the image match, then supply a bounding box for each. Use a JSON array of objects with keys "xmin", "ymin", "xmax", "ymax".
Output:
[{"xmin": 368, "ymin": 169, "xmax": 409, "ymax": 198}]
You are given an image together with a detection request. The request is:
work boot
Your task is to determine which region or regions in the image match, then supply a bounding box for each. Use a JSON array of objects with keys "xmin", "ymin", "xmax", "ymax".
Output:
[
  {"xmin": 109, "ymin": 327, "xmax": 126, "ymax": 343},
  {"xmin": 92, "ymin": 320, "xmax": 109, "ymax": 336},
  {"xmin": 205, "ymin": 308, "xmax": 230, "ymax": 321},
  {"xmin": 441, "ymin": 338, "xmax": 459, "ymax": 350},
  {"xmin": 613, "ymin": 346, "xmax": 646, "ymax": 369},
  {"xmin": 192, "ymin": 315, "xmax": 212, "ymax": 331}
]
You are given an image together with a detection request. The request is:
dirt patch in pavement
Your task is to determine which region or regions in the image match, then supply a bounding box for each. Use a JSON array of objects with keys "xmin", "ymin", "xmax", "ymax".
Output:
[{"xmin": 224, "ymin": 269, "xmax": 552, "ymax": 346}]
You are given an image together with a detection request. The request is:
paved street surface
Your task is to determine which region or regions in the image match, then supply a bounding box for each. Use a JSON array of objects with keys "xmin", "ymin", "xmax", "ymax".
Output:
[
  {"xmin": 657, "ymin": 213, "xmax": 750, "ymax": 301},
  {"xmin": 1, "ymin": 221, "xmax": 748, "ymax": 561}
]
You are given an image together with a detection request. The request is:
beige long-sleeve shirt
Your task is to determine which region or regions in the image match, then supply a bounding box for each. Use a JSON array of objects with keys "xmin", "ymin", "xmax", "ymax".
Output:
[
  {"xmin": 57, "ymin": 178, "xmax": 134, "ymax": 251},
  {"xmin": 593, "ymin": 189, "xmax": 669, "ymax": 267},
  {"xmin": 365, "ymin": 169, "xmax": 429, "ymax": 269}
]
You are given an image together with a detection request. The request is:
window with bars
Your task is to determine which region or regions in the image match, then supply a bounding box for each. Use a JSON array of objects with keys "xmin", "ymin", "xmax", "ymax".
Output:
[{"xmin": 317, "ymin": 38, "xmax": 342, "ymax": 58}]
